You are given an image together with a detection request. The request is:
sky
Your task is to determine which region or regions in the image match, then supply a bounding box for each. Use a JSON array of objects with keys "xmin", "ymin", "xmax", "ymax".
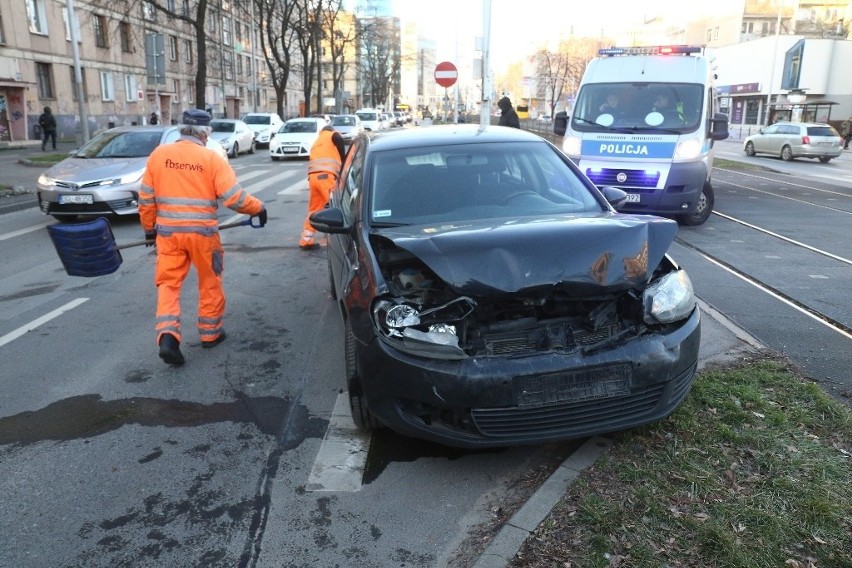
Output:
[{"xmin": 391, "ymin": 0, "xmax": 699, "ymax": 71}]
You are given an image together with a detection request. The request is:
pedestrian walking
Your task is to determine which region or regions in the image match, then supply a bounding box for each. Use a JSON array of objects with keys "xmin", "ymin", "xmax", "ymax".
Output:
[
  {"xmin": 150, "ymin": 112, "xmax": 159, "ymax": 125},
  {"xmin": 139, "ymin": 108, "xmax": 267, "ymax": 365},
  {"xmin": 841, "ymin": 116, "xmax": 852, "ymax": 150},
  {"xmin": 300, "ymin": 125, "xmax": 345, "ymax": 249},
  {"xmin": 38, "ymin": 106, "xmax": 57, "ymax": 151},
  {"xmin": 497, "ymin": 96, "xmax": 520, "ymax": 128}
]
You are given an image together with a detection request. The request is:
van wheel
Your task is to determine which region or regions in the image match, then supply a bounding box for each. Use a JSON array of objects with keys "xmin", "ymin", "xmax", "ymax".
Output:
[
  {"xmin": 744, "ymin": 141, "xmax": 756, "ymax": 156},
  {"xmin": 345, "ymin": 321, "xmax": 379, "ymax": 431},
  {"xmin": 781, "ymin": 145, "xmax": 794, "ymax": 161},
  {"xmin": 679, "ymin": 182, "xmax": 714, "ymax": 226},
  {"xmin": 818, "ymin": 156, "xmax": 831, "ymax": 163}
]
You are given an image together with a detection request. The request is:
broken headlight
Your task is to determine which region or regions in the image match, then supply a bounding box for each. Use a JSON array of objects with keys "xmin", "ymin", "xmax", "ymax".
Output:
[
  {"xmin": 372, "ymin": 297, "xmax": 475, "ymax": 353},
  {"xmin": 643, "ymin": 269, "xmax": 695, "ymax": 324}
]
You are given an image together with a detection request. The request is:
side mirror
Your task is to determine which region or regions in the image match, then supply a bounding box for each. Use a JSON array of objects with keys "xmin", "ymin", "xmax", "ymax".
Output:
[
  {"xmin": 600, "ymin": 186, "xmax": 628, "ymax": 209},
  {"xmin": 710, "ymin": 112, "xmax": 729, "ymax": 141},
  {"xmin": 553, "ymin": 111, "xmax": 568, "ymax": 137},
  {"xmin": 309, "ymin": 207, "xmax": 350, "ymax": 234}
]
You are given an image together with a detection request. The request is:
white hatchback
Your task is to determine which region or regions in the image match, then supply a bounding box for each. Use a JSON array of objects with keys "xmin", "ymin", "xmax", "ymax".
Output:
[
  {"xmin": 241, "ymin": 112, "xmax": 284, "ymax": 147},
  {"xmin": 269, "ymin": 117, "xmax": 325, "ymax": 160}
]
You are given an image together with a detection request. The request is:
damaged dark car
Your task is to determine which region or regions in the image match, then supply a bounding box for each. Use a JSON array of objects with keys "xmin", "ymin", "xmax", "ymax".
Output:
[{"xmin": 310, "ymin": 125, "xmax": 700, "ymax": 448}]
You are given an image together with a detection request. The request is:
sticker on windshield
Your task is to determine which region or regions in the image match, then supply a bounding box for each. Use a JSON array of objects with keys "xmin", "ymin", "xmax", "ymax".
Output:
[{"xmin": 374, "ymin": 209, "xmax": 392, "ymax": 217}]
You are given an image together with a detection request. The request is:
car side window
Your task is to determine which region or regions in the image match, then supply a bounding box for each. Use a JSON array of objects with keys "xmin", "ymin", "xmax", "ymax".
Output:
[
  {"xmin": 762, "ymin": 125, "xmax": 780, "ymax": 135},
  {"xmin": 339, "ymin": 142, "xmax": 364, "ymax": 222}
]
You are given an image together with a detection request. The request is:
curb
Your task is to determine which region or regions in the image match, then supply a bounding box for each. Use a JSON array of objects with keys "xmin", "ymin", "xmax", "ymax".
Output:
[{"xmin": 472, "ymin": 436, "xmax": 612, "ymax": 568}]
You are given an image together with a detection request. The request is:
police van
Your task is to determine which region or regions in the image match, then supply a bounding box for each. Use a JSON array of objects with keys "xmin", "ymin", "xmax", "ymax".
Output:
[{"xmin": 554, "ymin": 45, "xmax": 729, "ymax": 225}]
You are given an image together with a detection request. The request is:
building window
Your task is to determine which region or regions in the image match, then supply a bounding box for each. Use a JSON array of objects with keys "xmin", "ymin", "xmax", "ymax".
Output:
[
  {"xmin": 222, "ymin": 16, "xmax": 232, "ymax": 46},
  {"xmin": 224, "ymin": 51, "xmax": 234, "ymax": 80},
  {"xmin": 706, "ymin": 29, "xmax": 712, "ymax": 42},
  {"xmin": 124, "ymin": 74, "xmax": 138, "ymax": 101},
  {"xmin": 235, "ymin": 19, "xmax": 242, "ymax": 44},
  {"xmin": 27, "ymin": 0, "xmax": 48, "ymax": 35},
  {"xmin": 181, "ymin": 1, "xmax": 190, "ymax": 17},
  {"xmin": 187, "ymin": 80, "xmax": 194, "ymax": 103},
  {"xmin": 36, "ymin": 62, "xmax": 54, "ymax": 98},
  {"xmin": 70, "ymin": 66, "xmax": 88, "ymax": 101},
  {"xmin": 142, "ymin": 2, "xmax": 156, "ymax": 21},
  {"xmin": 94, "ymin": 15, "xmax": 109, "ymax": 48},
  {"xmin": 120, "ymin": 21, "xmax": 132, "ymax": 52},
  {"xmin": 100, "ymin": 71, "xmax": 115, "ymax": 101},
  {"xmin": 184, "ymin": 39, "xmax": 192, "ymax": 63},
  {"xmin": 169, "ymin": 35, "xmax": 178, "ymax": 60},
  {"xmin": 236, "ymin": 55, "xmax": 243, "ymax": 75},
  {"xmin": 713, "ymin": 26, "xmax": 719, "ymax": 40},
  {"xmin": 0, "ymin": 4, "xmax": 6, "ymax": 44}
]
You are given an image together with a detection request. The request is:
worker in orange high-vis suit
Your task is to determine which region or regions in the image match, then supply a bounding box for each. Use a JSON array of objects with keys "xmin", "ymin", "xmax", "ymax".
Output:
[
  {"xmin": 300, "ymin": 125, "xmax": 345, "ymax": 249},
  {"xmin": 139, "ymin": 108, "xmax": 267, "ymax": 365}
]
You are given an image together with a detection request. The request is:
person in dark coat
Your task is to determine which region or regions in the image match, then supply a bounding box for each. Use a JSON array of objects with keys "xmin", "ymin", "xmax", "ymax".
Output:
[
  {"xmin": 150, "ymin": 112, "xmax": 159, "ymax": 125},
  {"xmin": 38, "ymin": 106, "xmax": 57, "ymax": 151},
  {"xmin": 497, "ymin": 96, "xmax": 520, "ymax": 128}
]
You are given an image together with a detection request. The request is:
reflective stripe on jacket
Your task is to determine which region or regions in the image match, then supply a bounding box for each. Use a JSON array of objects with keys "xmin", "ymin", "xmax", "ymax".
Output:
[
  {"xmin": 307, "ymin": 130, "xmax": 343, "ymax": 177},
  {"xmin": 139, "ymin": 136, "xmax": 263, "ymax": 235}
]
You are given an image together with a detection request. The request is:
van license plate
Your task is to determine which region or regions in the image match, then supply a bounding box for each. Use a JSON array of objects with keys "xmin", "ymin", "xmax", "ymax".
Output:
[{"xmin": 625, "ymin": 193, "xmax": 641, "ymax": 203}]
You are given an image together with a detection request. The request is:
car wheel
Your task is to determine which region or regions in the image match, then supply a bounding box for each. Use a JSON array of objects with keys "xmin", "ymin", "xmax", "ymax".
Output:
[
  {"xmin": 818, "ymin": 156, "xmax": 831, "ymax": 163},
  {"xmin": 229, "ymin": 143, "xmax": 238, "ymax": 159},
  {"xmin": 345, "ymin": 321, "xmax": 379, "ymax": 431},
  {"xmin": 744, "ymin": 141, "xmax": 756, "ymax": 156},
  {"xmin": 781, "ymin": 145, "xmax": 794, "ymax": 161},
  {"xmin": 248, "ymin": 140, "xmax": 255, "ymax": 155},
  {"xmin": 271, "ymin": 156, "xmax": 280, "ymax": 162},
  {"xmin": 679, "ymin": 182, "xmax": 714, "ymax": 226},
  {"xmin": 52, "ymin": 214, "xmax": 79, "ymax": 223}
]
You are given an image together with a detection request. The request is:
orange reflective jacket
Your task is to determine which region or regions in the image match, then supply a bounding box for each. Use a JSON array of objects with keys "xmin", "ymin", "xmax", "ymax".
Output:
[
  {"xmin": 140, "ymin": 136, "xmax": 263, "ymax": 235},
  {"xmin": 307, "ymin": 130, "xmax": 343, "ymax": 177}
]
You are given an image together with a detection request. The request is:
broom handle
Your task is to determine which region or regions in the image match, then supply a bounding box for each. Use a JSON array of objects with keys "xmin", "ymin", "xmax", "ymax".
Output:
[{"xmin": 116, "ymin": 217, "xmax": 257, "ymax": 250}]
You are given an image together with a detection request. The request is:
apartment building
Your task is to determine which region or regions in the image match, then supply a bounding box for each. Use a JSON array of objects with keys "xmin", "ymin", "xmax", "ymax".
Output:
[{"xmin": 0, "ymin": 0, "xmax": 285, "ymax": 144}]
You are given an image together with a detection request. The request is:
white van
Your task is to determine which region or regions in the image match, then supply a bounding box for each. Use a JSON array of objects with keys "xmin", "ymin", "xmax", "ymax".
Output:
[
  {"xmin": 355, "ymin": 108, "xmax": 382, "ymax": 132},
  {"xmin": 555, "ymin": 45, "xmax": 729, "ymax": 226}
]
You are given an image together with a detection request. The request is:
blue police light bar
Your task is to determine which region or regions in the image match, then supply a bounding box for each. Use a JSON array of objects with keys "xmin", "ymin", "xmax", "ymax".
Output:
[{"xmin": 598, "ymin": 45, "xmax": 703, "ymax": 57}]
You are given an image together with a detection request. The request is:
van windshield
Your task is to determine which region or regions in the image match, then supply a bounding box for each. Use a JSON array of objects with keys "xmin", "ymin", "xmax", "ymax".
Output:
[{"xmin": 571, "ymin": 83, "xmax": 703, "ymax": 134}]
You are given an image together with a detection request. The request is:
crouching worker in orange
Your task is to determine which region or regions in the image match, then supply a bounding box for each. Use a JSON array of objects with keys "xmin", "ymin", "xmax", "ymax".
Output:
[
  {"xmin": 139, "ymin": 108, "xmax": 267, "ymax": 365},
  {"xmin": 300, "ymin": 125, "xmax": 345, "ymax": 249}
]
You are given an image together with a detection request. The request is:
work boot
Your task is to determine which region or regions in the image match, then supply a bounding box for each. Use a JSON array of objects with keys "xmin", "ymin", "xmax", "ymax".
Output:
[
  {"xmin": 299, "ymin": 230, "xmax": 319, "ymax": 250},
  {"xmin": 158, "ymin": 333, "xmax": 185, "ymax": 365},
  {"xmin": 201, "ymin": 331, "xmax": 227, "ymax": 349}
]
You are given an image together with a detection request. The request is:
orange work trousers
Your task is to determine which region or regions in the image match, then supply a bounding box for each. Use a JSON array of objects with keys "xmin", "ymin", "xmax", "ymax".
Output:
[
  {"xmin": 153, "ymin": 232, "xmax": 225, "ymax": 345},
  {"xmin": 300, "ymin": 172, "xmax": 337, "ymax": 246}
]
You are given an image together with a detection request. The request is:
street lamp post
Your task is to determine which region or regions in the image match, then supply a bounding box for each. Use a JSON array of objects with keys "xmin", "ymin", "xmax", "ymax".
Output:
[
  {"xmin": 765, "ymin": 1, "xmax": 783, "ymax": 125},
  {"xmin": 66, "ymin": 0, "xmax": 90, "ymax": 143}
]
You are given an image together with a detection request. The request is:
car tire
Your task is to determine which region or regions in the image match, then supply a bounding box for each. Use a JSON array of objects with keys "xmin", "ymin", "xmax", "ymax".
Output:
[
  {"xmin": 248, "ymin": 140, "xmax": 255, "ymax": 155},
  {"xmin": 744, "ymin": 141, "xmax": 756, "ymax": 156},
  {"xmin": 781, "ymin": 145, "xmax": 794, "ymax": 161},
  {"xmin": 345, "ymin": 321, "xmax": 379, "ymax": 431},
  {"xmin": 818, "ymin": 156, "xmax": 831, "ymax": 163},
  {"xmin": 679, "ymin": 182, "xmax": 714, "ymax": 226},
  {"xmin": 271, "ymin": 156, "xmax": 280, "ymax": 162},
  {"xmin": 229, "ymin": 143, "xmax": 238, "ymax": 159}
]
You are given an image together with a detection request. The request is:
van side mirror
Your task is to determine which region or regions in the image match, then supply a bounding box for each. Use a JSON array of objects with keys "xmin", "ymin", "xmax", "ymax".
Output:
[
  {"xmin": 553, "ymin": 111, "xmax": 568, "ymax": 136},
  {"xmin": 710, "ymin": 112, "xmax": 729, "ymax": 141}
]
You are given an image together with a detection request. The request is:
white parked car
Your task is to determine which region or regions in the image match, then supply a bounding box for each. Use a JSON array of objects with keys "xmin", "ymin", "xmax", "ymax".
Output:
[
  {"xmin": 241, "ymin": 112, "xmax": 284, "ymax": 147},
  {"xmin": 269, "ymin": 117, "xmax": 325, "ymax": 160},
  {"xmin": 355, "ymin": 108, "xmax": 382, "ymax": 132},
  {"xmin": 209, "ymin": 118, "xmax": 256, "ymax": 158},
  {"xmin": 330, "ymin": 114, "xmax": 363, "ymax": 143}
]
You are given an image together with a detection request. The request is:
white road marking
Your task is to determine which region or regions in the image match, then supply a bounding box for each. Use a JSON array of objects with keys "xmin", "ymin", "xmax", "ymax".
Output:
[
  {"xmin": 222, "ymin": 170, "xmax": 300, "ymax": 225},
  {"xmin": 277, "ymin": 180, "xmax": 307, "ymax": 195},
  {"xmin": 0, "ymin": 298, "xmax": 89, "ymax": 348},
  {"xmin": 237, "ymin": 170, "xmax": 269, "ymax": 184},
  {"xmin": 0, "ymin": 222, "xmax": 52, "ymax": 242},
  {"xmin": 306, "ymin": 393, "xmax": 371, "ymax": 492}
]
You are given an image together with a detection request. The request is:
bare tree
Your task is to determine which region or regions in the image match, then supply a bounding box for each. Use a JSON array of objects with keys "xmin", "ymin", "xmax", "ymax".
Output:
[
  {"xmin": 535, "ymin": 38, "xmax": 609, "ymax": 115},
  {"xmin": 357, "ymin": 16, "xmax": 400, "ymax": 109},
  {"xmin": 320, "ymin": 1, "xmax": 358, "ymax": 112},
  {"xmin": 255, "ymin": 0, "xmax": 300, "ymax": 118}
]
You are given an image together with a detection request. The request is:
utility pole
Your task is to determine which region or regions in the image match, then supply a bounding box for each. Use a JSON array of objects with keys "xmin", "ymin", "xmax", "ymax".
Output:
[
  {"xmin": 765, "ymin": 1, "xmax": 783, "ymax": 125},
  {"xmin": 66, "ymin": 0, "xmax": 90, "ymax": 143},
  {"xmin": 479, "ymin": 0, "xmax": 492, "ymax": 127},
  {"xmin": 250, "ymin": 0, "xmax": 258, "ymax": 112}
]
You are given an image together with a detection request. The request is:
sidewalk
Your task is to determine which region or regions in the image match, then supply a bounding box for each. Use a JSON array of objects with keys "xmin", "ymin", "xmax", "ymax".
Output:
[{"xmin": 0, "ymin": 141, "xmax": 78, "ymax": 215}]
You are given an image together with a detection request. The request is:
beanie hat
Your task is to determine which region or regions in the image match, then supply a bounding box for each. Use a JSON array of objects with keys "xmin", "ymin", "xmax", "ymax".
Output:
[{"xmin": 182, "ymin": 108, "xmax": 212, "ymax": 126}]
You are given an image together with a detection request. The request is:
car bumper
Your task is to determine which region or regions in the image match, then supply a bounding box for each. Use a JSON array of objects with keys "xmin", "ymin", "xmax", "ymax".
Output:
[
  {"xmin": 270, "ymin": 145, "xmax": 309, "ymax": 158},
  {"xmin": 37, "ymin": 186, "xmax": 139, "ymax": 217},
  {"xmin": 796, "ymin": 146, "xmax": 842, "ymax": 158},
  {"xmin": 354, "ymin": 306, "xmax": 701, "ymax": 448}
]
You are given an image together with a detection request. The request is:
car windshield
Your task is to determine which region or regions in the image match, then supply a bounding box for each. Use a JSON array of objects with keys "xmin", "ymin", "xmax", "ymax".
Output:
[
  {"xmin": 369, "ymin": 141, "xmax": 604, "ymax": 225},
  {"xmin": 73, "ymin": 130, "xmax": 163, "ymax": 159},
  {"xmin": 210, "ymin": 122, "xmax": 236, "ymax": 133},
  {"xmin": 357, "ymin": 112, "xmax": 378, "ymax": 122},
  {"xmin": 571, "ymin": 82, "xmax": 704, "ymax": 134},
  {"xmin": 280, "ymin": 121, "xmax": 317, "ymax": 133},
  {"xmin": 332, "ymin": 116, "xmax": 355, "ymax": 126},
  {"xmin": 243, "ymin": 115, "xmax": 271, "ymax": 125}
]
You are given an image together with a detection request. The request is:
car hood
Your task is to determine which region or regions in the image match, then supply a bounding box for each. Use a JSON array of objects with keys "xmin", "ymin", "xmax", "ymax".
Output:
[
  {"xmin": 211, "ymin": 133, "xmax": 234, "ymax": 143},
  {"xmin": 246, "ymin": 124, "xmax": 270, "ymax": 133},
  {"xmin": 373, "ymin": 214, "xmax": 678, "ymax": 296},
  {"xmin": 44, "ymin": 157, "xmax": 147, "ymax": 182}
]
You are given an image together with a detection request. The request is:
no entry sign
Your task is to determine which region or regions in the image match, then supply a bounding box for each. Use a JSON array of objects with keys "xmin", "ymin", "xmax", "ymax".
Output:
[{"xmin": 434, "ymin": 61, "xmax": 458, "ymax": 88}]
